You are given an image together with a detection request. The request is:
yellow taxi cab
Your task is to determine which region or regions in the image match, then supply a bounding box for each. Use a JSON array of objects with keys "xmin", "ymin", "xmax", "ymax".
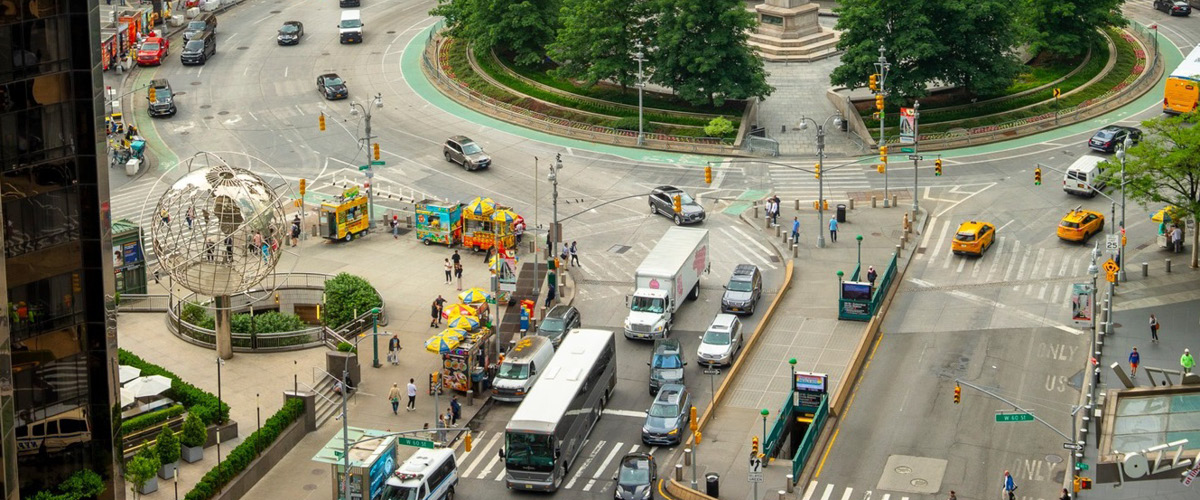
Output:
[
  {"xmin": 951, "ymin": 221, "xmax": 996, "ymax": 256},
  {"xmin": 1057, "ymin": 206, "xmax": 1105, "ymax": 242}
]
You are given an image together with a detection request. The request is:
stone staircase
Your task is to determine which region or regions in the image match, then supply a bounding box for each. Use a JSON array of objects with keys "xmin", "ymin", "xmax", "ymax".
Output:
[
  {"xmin": 311, "ymin": 376, "xmax": 344, "ymax": 428},
  {"xmin": 748, "ymin": 29, "xmax": 841, "ymax": 62}
]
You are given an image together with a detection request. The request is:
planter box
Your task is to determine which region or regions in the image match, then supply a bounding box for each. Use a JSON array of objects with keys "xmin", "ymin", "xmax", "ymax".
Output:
[
  {"xmin": 158, "ymin": 461, "xmax": 178, "ymax": 480},
  {"xmin": 326, "ymin": 351, "xmax": 361, "ymax": 388},
  {"xmin": 139, "ymin": 476, "xmax": 158, "ymax": 495},
  {"xmin": 182, "ymin": 444, "xmax": 204, "ymax": 463}
]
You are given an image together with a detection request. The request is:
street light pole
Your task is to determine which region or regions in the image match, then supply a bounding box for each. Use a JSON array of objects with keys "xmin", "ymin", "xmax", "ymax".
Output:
[
  {"xmin": 371, "ymin": 307, "xmax": 381, "ymax": 368},
  {"xmin": 856, "ymin": 235, "xmax": 863, "ymax": 270},
  {"xmin": 799, "ymin": 114, "xmax": 843, "ymax": 249},
  {"xmin": 1117, "ymin": 138, "xmax": 1132, "ymax": 282},
  {"xmin": 549, "ymin": 155, "xmax": 563, "ymax": 293},
  {"xmin": 350, "ymin": 93, "xmax": 383, "ymax": 232},
  {"xmin": 912, "ymin": 100, "xmax": 921, "ymax": 218},
  {"xmin": 341, "ymin": 365, "xmax": 351, "ymax": 500},
  {"xmin": 633, "ymin": 42, "xmax": 646, "ymax": 146},
  {"xmin": 876, "ymin": 46, "xmax": 891, "ymax": 207}
]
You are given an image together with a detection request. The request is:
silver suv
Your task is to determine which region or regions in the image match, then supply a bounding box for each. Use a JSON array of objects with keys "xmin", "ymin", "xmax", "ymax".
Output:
[{"xmin": 443, "ymin": 135, "xmax": 491, "ymax": 171}]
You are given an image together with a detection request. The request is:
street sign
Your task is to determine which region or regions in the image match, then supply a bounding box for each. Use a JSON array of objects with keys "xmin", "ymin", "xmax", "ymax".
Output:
[
  {"xmin": 1076, "ymin": 462, "xmax": 1089, "ymax": 471},
  {"xmin": 1106, "ymin": 271, "xmax": 1117, "ymax": 283},
  {"xmin": 899, "ymin": 147, "xmax": 915, "ymax": 153},
  {"xmin": 899, "ymin": 107, "xmax": 916, "ymax": 144},
  {"xmin": 703, "ymin": 368, "xmax": 721, "ymax": 375},
  {"xmin": 1106, "ymin": 234, "xmax": 1119, "ymax": 251},
  {"xmin": 1063, "ymin": 442, "xmax": 1083, "ymax": 451},
  {"xmin": 748, "ymin": 472, "xmax": 764, "ymax": 483},
  {"xmin": 907, "ymin": 155, "xmax": 923, "ymax": 161},
  {"xmin": 995, "ymin": 412, "xmax": 1035, "ymax": 422},
  {"xmin": 1102, "ymin": 259, "xmax": 1119, "ymax": 273},
  {"xmin": 396, "ymin": 437, "xmax": 435, "ymax": 449},
  {"xmin": 371, "ymin": 160, "xmax": 386, "ymax": 166},
  {"xmin": 749, "ymin": 456, "xmax": 763, "ymax": 474}
]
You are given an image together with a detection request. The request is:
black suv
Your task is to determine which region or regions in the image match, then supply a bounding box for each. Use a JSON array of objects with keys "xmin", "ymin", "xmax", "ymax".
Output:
[
  {"xmin": 649, "ymin": 186, "xmax": 704, "ymax": 225},
  {"xmin": 180, "ymin": 33, "xmax": 216, "ymax": 65},
  {"xmin": 648, "ymin": 339, "xmax": 686, "ymax": 396},
  {"xmin": 1088, "ymin": 125, "xmax": 1142, "ymax": 153},
  {"xmin": 721, "ymin": 264, "xmax": 763, "ymax": 314},
  {"xmin": 537, "ymin": 304, "xmax": 580, "ymax": 347},
  {"xmin": 147, "ymin": 79, "xmax": 176, "ymax": 118}
]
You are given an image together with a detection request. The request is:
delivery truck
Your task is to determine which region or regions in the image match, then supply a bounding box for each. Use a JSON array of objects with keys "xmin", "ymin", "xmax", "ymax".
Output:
[{"xmin": 624, "ymin": 227, "xmax": 709, "ymax": 340}]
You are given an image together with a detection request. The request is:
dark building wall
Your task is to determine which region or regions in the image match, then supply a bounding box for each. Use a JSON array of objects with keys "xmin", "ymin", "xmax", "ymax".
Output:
[{"xmin": 0, "ymin": 0, "xmax": 121, "ymax": 499}]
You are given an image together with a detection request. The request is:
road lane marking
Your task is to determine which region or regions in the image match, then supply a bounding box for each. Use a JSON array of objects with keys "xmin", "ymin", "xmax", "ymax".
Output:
[
  {"xmin": 986, "ymin": 237, "xmax": 1006, "ymax": 281},
  {"xmin": 1027, "ymin": 248, "xmax": 1046, "ymax": 294},
  {"xmin": 820, "ymin": 483, "xmax": 835, "ymax": 500},
  {"xmin": 918, "ymin": 216, "xmax": 939, "ymax": 255},
  {"xmin": 476, "ymin": 454, "xmax": 501, "ymax": 479},
  {"xmin": 841, "ymin": 487, "xmax": 854, "ymax": 500},
  {"xmin": 908, "ymin": 278, "xmax": 1084, "ymax": 333},
  {"xmin": 603, "ymin": 409, "xmax": 648, "ymax": 418},
  {"xmin": 718, "ymin": 228, "xmax": 778, "ymax": 270},
  {"xmin": 928, "ymin": 220, "xmax": 951, "ymax": 260},
  {"xmin": 802, "ymin": 481, "xmax": 818, "ymax": 500},
  {"xmin": 462, "ymin": 432, "xmax": 501, "ymax": 477},
  {"xmin": 934, "ymin": 182, "xmax": 996, "ymax": 218},
  {"xmin": 583, "ymin": 442, "xmax": 632, "ymax": 491},
  {"xmin": 727, "ymin": 224, "xmax": 777, "ymax": 259},
  {"xmin": 955, "ymin": 256, "xmax": 966, "ymax": 273},
  {"xmin": 1003, "ymin": 239, "xmax": 1022, "ymax": 282},
  {"xmin": 564, "ymin": 440, "xmax": 606, "ymax": 489}
]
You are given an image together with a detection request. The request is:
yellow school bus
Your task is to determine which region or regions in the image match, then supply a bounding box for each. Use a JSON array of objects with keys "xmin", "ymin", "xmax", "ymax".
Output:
[
  {"xmin": 1164, "ymin": 44, "xmax": 1200, "ymax": 114},
  {"xmin": 319, "ymin": 187, "xmax": 369, "ymax": 241}
]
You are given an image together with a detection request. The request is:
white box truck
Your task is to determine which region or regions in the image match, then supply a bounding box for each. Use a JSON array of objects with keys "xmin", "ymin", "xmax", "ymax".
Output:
[{"xmin": 624, "ymin": 227, "xmax": 709, "ymax": 340}]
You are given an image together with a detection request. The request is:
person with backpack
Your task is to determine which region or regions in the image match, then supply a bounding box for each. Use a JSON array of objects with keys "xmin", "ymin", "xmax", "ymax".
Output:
[
  {"xmin": 390, "ymin": 215, "xmax": 400, "ymax": 239},
  {"xmin": 1002, "ymin": 470, "xmax": 1017, "ymax": 500}
]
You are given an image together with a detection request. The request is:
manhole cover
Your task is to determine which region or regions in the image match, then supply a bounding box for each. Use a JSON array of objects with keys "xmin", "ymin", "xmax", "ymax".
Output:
[
  {"xmin": 322, "ymin": 52, "xmax": 330, "ymax": 56},
  {"xmin": 200, "ymin": 104, "xmax": 211, "ymax": 109},
  {"xmin": 917, "ymin": 247, "xmax": 927, "ymax": 254},
  {"xmin": 190, "ymin": 81, "xmax": 202, "ymax": 86},
  {"xmin": 371, "ymin": 51, "xmax": 382, "ymax": 55},
  {"xmin": 911, "ymin": 479, "xmax": 928, "ymax": 487},
  {"xmin": 204, "ymin": 116, "xmax": 214, "ymax": 120},
  {"xmin": 770, "ymin": 255, "xmax": 781, "ymax": 262},
  {"xmin": 303, "ymin": 484, "xmax": 317, "ymax": 491},
  {"xmin": 1046, "ymin": 455, "xmax": 1063, "ymax": 464},
  {"xmin": 179, "ymin": 131, "xmax": 190, "ymax": 135},
  {"xmin": 607, "ymin": 245, "xmax": 631, "ymax": 254},
  {"xmin": 218, "ymin": 111, "xmax": 229, "ymax": 115},
  {"xmin": 238, "ymin": 46, "xmax": 249, "ymax": 50},
  {"xmin": 270, "ymin": 10, "xmax": 281, "ymax": 13},
  {"xmin": 895, "ymin": 465, "xmax": 912, "ymax": 474},
  {"xmin": 872, "ymin": 232, "xmax": 882, "ymax": 237},
  {"xmin": 312, "ymin": 468, "xmax": 322, "ymax": 475},
  {"xmin": 387, "ymin": 31, "xmax": 396, "ymax": 34}
]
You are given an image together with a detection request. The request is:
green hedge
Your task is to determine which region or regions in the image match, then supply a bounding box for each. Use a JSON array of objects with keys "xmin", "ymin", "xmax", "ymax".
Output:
[
  {"xmin": 119, "ymin": 349, "xmax": 229, "ymax": 425},
  {"xmin": 183, "ymin": 398, "xmax": 306, "ymax": 500},
  {"xmin": 181, "ymin": 303, "xmax": 308, "ymax": 334},
  {"xmin": 322, "ymin": 273, "xmax": 383, "ymax": 330},
  {"xmin": 119, "ymin": 404, "xmax": 184, "ymax": 436},
  {"xmin": 26, "ymin": 470, "xmax": 105, "ymax": 500}
]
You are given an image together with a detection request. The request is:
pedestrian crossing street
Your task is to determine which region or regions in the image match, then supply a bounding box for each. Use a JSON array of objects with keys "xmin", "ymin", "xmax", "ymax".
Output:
[
  {"xmin": 800, "ymin": 480, "xmax": 923, "ymax": 500},
  {"xmin": 453, "ymin": 431, "xmax": 656, "ymax": 493},
  {"xmin": 767, "ymin": 162, "xmax": 871, "ymax": 203},
  {"xmin": 916, "ymin": 218, "xmax": 1097, "ymax": 309}
]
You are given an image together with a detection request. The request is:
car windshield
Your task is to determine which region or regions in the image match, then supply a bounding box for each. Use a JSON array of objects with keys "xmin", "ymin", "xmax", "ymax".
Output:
[
  {"xmin": 325, "ymin": 77, "xmax": 344, "ymax": 86},
  {"xmin": 461, "ymin": 142, "xmax": 483, "ymax": 154},
  {"xmin": 141, "ymin": 42, "xmax": 159, "ymax": 51},
  {"xmin": 727, "ymin": 279, "xmax": 753, "ymax": 292},
  {"xmin": 340, "ymin": 19, "xmax": 362, "ymax": 28},
  {"xmin": 631, "ymin": 297, "xmax": 665, "ymax": 314},
  {"xmin": 652, "ymin": 354, "xmax": 683, "ymax": 369},
  {"xmin": 955, "ymin": 231, "xmax": 977, "ymax": 242},
  {"xmin": 649, "ymin": 402, "xmax": 679, "ymax": 418},
  {"xmin": 185, "ymin": 40, "xmax": 204, "ymax": 50},
  {"xmin": 618, "ymin": 459, "xmax": 652, "ymax": 485},
  {"xmin": 505, "ymin": 432, "xmax": 555, "ymax": 472},
  {"xmin": 382, "ymin": 485, "xmax": 418, "ymax": 500},
  {"xmin": 498, "ymin": 361, "xmax": 530, "ymax": 380},
  {"xmin": 703, "ymin": 330, "xmax": 731, "ymax": 346},
  {"xmin": 539, "ymin": 318, "xmax": 564, "ymax": 332},
  {"xmin": 280, "ymin": 24, "xmax": 299, "ymax": 34},
  {"xmin": 187, "ymin": 21, "xmax": 205, "ymax": 30}
]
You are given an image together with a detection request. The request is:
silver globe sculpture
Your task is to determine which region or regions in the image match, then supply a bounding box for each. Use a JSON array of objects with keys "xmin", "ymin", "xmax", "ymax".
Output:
[{"xmin": 149, "ymin": 152, "xmax": 292, "ymax": 359}]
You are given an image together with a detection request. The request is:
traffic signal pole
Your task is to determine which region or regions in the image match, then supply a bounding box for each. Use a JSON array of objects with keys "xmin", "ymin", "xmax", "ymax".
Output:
[
  {"xmin": 876, "ymin": 46, "xmax": 891, "ymax": 207},
  {"xmin": 954, "ymin": 378, "xmax": 1073, "ymax": 441},
  {"xmin": 911, "ymin": 101, "xmax": 920, "ymax": 218}
]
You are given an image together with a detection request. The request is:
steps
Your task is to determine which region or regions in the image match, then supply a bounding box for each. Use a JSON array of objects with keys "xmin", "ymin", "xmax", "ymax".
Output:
[
  {"xmin": 312, "ymin": 376, "xmax": 344, "ymax": 428},
  {"xmin": 748, "ymin": 29, "xmax": 841, "ymax": 62}
]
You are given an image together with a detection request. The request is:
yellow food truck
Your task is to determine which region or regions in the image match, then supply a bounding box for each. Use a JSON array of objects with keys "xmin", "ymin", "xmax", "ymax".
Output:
[{"xmin": 319, "ymin": 187, "xmax": 369, "ymax": 242}]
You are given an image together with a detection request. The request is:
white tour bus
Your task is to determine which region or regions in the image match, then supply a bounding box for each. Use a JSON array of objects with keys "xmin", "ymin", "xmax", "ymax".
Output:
[{"xmin": 500, "ymin": 328, "xmax": 617, "ymax": 492}]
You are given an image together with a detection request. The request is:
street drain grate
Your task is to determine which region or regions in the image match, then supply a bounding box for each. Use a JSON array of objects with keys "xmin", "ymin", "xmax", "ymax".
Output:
[
  {"xmin": 608, "ymin": 245, "xmax": 631, "ymax": 254},
  {"xmin": 770, "ymin": 255, "xmax": 780, "ymax": 262},
  {"xmin": 204, "ymin": 116, "xmax": 214, "ymax": 120},
  {"xmin": 218, "ymin": 111, "xmax": 229, "ymax": 115},
  {"xmin": 200, "ymin": 104, "xmax": 211, "ymax": 109},
  {"xmin": 190, "ymin": 81, "xmax": 202, "ymax": 85},
  {"xmin": 237, "ymin": 46, "xmax": 249, "ymax": 50},
  {"xmin": 917, "ymin": 247, "xmax": 927, "ymax": 254}
]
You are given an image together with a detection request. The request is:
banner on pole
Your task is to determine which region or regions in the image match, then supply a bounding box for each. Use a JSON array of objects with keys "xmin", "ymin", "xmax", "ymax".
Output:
[
  {"xmin": 1071, "ymin": 283, "xmax": 1094, "ymax": 325},
  {"xmin": 899, "ymin": 107, "xmax": 916, "ymax": 144}
]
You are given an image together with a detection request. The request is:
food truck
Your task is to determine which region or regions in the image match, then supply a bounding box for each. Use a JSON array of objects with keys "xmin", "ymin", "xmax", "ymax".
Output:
[
  {"xmin": 320, "ymin": 187, "xmax": 369, "ymax": 242},
  {"xmin": 415, "ymin": 200, "xmax": 463, "ymax": 246},
  {"xmin": 462, "ymin": 206, "xmax": 515, "ymax": 252},
  {"xmin": 440, "ymin": 329, "xmax": 497, "ymax": 394}
]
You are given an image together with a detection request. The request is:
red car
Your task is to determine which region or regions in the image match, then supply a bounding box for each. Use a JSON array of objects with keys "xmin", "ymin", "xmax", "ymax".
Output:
[{"xmin": 136, "ymin": 36, "xmax": 169, "ymax": 66}]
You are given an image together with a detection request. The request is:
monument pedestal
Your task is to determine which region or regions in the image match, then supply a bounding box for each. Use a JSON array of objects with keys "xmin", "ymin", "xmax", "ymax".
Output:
[{"xmin": 749, "ymin": 0, "xmax": 840, "ymax": 62}]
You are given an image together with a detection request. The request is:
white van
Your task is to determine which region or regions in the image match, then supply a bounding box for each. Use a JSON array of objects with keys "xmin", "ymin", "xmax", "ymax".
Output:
[
  {"xmin": 492, "ymin": 336, "xmax": 554, "ymax": 402},
  {"xmin": 382, "ymin": 448, "xmax": 458, "ymax": 500},
  {"xmin": 1063, "ymin": 155, "xmax": 1107, "ymax": 197},
  {"xmin": 339, "ymin": 10, "xmax": 363, "ymax": 44},
  {"xmin": 14, "ymin": 407, "xmax": 92, "ymax": 456}
]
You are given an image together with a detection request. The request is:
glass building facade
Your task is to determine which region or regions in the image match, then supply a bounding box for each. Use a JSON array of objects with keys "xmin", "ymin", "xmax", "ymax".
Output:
[{"xmin": 0, "ymin": 0, "xmax": 122, "ymax": 499}]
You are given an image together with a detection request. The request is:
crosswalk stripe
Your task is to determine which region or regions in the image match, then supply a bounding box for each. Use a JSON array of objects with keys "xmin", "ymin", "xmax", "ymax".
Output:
[
  {"xmin": 986, "ymin": 237, "xmax": 1006, "ymax": 281},
  {"xmin": 475, "ymin": 453, "xmax": 502, "ymax": 480},
  {"xmin": 582, "ymin": 442, "xmax": 632, "ymax": 492},
  {"xmin": 929, "ymin": 220, "xmax": 950, "ymax": 261},
  {"xmin": 1003, "ymin": 239, "xmax": 1021, "ymax": 282},
  {"xmin": 726, "ymin": 224, "xmax": 777, "ymax": 261},
  {"xmin": 881, "ymin": 494, "xmax": 889, "ymax": 500},
  {"xmin": 717, "ymin": 228, "xmax": 777, "ymax": 270},
  {"xmin": 840, "ymin": 487, "xmax": 854, "ymax": 500},
  {"xmin": 563, "ymin": 440, "xmax": 606, "ymax": 489},
  {"xmin": 462, "ymin": 432, "xmax": 500, "ymax": 477},
  {"xmin": 494, "ymin": 467, "xmax": 505, "ymax": 482},
  {"xmin": 820, "ymin": 483, "xmax": 835, "ymax": 500}
]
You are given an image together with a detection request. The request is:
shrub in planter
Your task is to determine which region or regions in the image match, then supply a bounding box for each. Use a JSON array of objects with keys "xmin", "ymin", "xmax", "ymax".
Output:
[
  {"xmin": 336, "ymin": 342, "xmax": 356, "ymax": 353},
  {"xmin": 180, "ymin": 412, "xmax": 207, "ymax": 463},
  {"xmin": 119, "ymin": 403, "xmax": 184, "ymax": 436},
  {"xmin": 183, "ymin": 398, "xmax": 306, "ymax": 500},
  {"xmin": 118, "ymin": 350, "xmax": 229, "ymax": 425},
  {"xmin": 704, "ymin": 117, "xmax": 735, "ymax": 138},
  {"xmin": 127, "ymin": 446, "xmax": 159, "ymax": 497},
  {"xmin": 155, "ymin": 424, "xmax": 182, "ymax": 479},
  {"xmin": 322, "ymin": 273, "xmax": 382, "ymax": 329},
  {"xmin": 26, "ymin": 470, "xmax": 105, "ymax": 500}
]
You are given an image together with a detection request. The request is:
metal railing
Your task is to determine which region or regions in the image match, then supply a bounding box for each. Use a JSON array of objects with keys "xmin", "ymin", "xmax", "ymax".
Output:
[
  {"xmin": 763, "ymin": 391, "xmax": 795, "ymax": 459},
  {"xmin": 116, "ymin": 293, "xmax": 171, "ymax": 312},
  {"xmin": 791, "ymin": 395, "xmax": 829, "ymax": 484},
  {"xmin": 839, "ymin": 252, "xmax": 898, "ymax": 321}
]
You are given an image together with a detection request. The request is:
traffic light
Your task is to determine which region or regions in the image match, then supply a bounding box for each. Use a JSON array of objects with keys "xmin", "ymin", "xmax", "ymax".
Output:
[
  {"xmin": 879, "ymin": 145, "xmax": 888, "ymax": 166},
  {"xmin": 465, "ymin": 432, "xmax": 473, "ymax": 452},
  {"xmin": 704, "ymin": 166, "xmax": 712, "ymax": 185},
  {"xmin": 319, "ymin": 113, "xmax": 326, "ymax": 131},
  {"xmin": 373, "ymin": 143, "xmax": 381, "ymax": 161},
  {"xmin": 673, "ymin": 195, "xmax": 682, "ymax": 213},
  {"xmin": 868, "ymin": 74, "xmax": 878, "ymax": 92},
  {"xmin": 751, "ymin": 436, "xmax": 759, "ymax": 457},
  {"xmin": 299, "ymin": 178, "xmax": 306, "ymax": 197},
  {"xmin": 1034, "ymin": 167, "xmax": 1043, "ymax": 186},
  {"xmin": 875, "ymin": 94, "xmax": 885, "ymax": 111},
  {"xmin": 877, "ymin": 163, "xmax": 886, "ymax": 174},
  {"xmin": 695, "ymin": 430, "xmax": 702, "ymax": 444},
  {"xmin": 814, "ymin": 163, "xmax": 821, "ymax": 180},
  {"xmin": 954, "ymin": 384, "xmax": 961, "ymax": 404},
  {"xmin": 148, "ymin": 87, "xmax": 156, "ymax": 102},
  {"xmin": 689, "ymin": 406, "xmax": 698, "ymax": 431},
  {"xmin": 935, "ymin": 158, "xmax": 943, "ymax": 176},
  {"xmin": 1079, "ymin": 476, "xmax": 1092, "ymax": 490}
]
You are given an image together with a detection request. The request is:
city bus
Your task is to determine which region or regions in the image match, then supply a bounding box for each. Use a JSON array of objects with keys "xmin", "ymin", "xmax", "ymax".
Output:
[
  {"xmin": 500, "ymin": 328, "xmax": 617, "ymax": 492},
  {"xmin": 1164, "ymin": 44, "xmax": 1200, "ymax": 114}
]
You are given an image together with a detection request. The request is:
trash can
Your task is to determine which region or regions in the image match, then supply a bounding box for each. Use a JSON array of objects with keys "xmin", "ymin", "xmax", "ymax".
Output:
[
  {"xmin": 705, "ymin": 472, "xmax": 720, "ymax": 498},
  {"xmin": 836, "ymin": 204, "xmax": 847, "ymax": 223}
]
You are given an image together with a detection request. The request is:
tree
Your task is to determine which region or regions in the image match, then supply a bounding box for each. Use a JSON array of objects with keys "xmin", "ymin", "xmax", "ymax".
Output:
[
  {"xmin": 322, "ymin": 273, "xmax": 382, "ymax": 329},
  {"xmin": 831, "ymin": 0, "xmax": 1022, "ymax": 99},
  {"xmin": 155, "ymin": 424, "xmax": 181, "ymax": 466},
  {"xmin": 27, "ymin": 470, "xmax": 105, "ymax": 500},
  {"xmin": 547, "ymin": 0, "xmax": 648, "ymax": 91},
  {"xmin": 1021, "ymin": 0, "xmax": 1126, "ymax": 59},
  {"xmin": 126, "ymin": 447, "xmax": 159, "ymax": 499},
  {"xmin": 651, "ymin": 0, "xmax": 773, "ymax": 106},
  {"xmin": 431, "ymin": 0, "xmax": 561, "ymax": 66},
  {"xmin": 1100, "ymin": 113, "xmax": 1200, "ymax": 268},
  {"xmin": 180, "ymin": 411, "xmax": 208, "ymax": 449}
]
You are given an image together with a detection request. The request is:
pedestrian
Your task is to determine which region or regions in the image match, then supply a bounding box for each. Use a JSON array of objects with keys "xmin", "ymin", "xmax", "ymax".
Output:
[
  {"xmin": 570, "ymin": 241, "xmax": 579, "ymax": 266},
  {"xmin": 561, "ymin": 242, "xmax": 569, "ymax": 263},
  {"xmin": 867, "ymin": 266, "xmax": 878, "ymax": 287},
  {"xmin": 159, "ymin": 207, "xmax": 170, "ymax": 226},
  {"xmin": 152, "ymin": 269, "xmax": 160, "ymax": 284},
  {"xmin": 406, "ymin": 378, "xmax": 417, "ymax": 411},
  {"xmin": 545, "ymin": 281, "xmax": 556, "ymax": 307},
  {"xmin": 829, "ymin": 215, "xmax": 839, "ymax": 242},
  {"xmin": 1172, "ymin": 225, "xmax": 1184, "ymax": 253},
  {"xmin": 1129, "ymin": 347, "xmax": 1140, "ymax": 377},
  {"xmin": 444, "ymin": 407, "xmax": 454, "ymax": 430},
  {"xmin": 483, "ymin": 245, "xmax": 492, "ymax": 264},
  {"xmin": 186, "ymin": 207, "xmax": 193, "ymax": 229},
  {"xmin": 437, "ymin": 411, "xmax": 449, "ymax": 443},
  {"xmin": 391, "ymin": 215, "xmax": 400, "ymax": 239},
  {"xmin": 443, "ymin": 258, "xmax": 453, "ymax": 284},
  {"xmin": 1059, "ymin": 488, "xmax": 1071, "ymax": 500},
  {"xmin": 454, "ymin": 262, "xmax": 464, "ymax": 291},
  {"xmin": 451, "ymin": 249, "xmax": 461, "ymax": 266},
  {"xmin": 766, "ymin": 198, "xmax": 777, "ymax": 227},
  {"xmin": 514, "ymin": 220, "xmax": 525, "ymax": 244},
  {"xmin": 388, "ymin": 334, "xmax": 401, "ymax": 365},
  {"xmin": 948, "ymin": 492, "xmax": 957, "ymax": 500},
  {"xmin": 430, "ymin": 299, "xmax": 440, "ymax": 328},
  {"xmin": 1182, "ymin": 348, "xmax": 1196, "ymax": 374},
  {"xmin": 450, "ymin": 395, "xmax": 462, "ymax": 425},
  {"xmin": 1150, "ymin": 314, "xmax": 1160, "ymax": 343},
  {"xmin": 333, "ymin": 380, "xmax": 343, "ymax": 395},
  {"xmin": 387, "ymin": 383, "xmax": 402, "ymax": 415},
  {"xmin": 252, "ymin": 231, "xmax": 263, "ymax": 256},
  {"xmin": 290, "ymin": 220, "xmax": 301, "ymax": 247},
  {"xmin": 434, "ymin": 295, "xmax": 446, "ymax": 326},
  {"xmin": 1002, "ymin": 470, "xmax": 1016, "ymax": 500},
  {"xmin": 791, "ymin": 217, "xmax": 800, "ymax": 243},
  {"xmin": 224, "ymin": 235, "xmax": 234, "ymax": 263}
]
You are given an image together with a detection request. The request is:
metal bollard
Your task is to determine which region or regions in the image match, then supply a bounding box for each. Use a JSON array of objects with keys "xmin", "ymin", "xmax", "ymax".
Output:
[
  {"xmin": 776, "ymin": 225, "xmax": 781, "ymax": 237},
  {"xmin": 782, "ymin": 233, "xmax": 788, "ymax": 246},
  {"xmin": 1142, "ymin": 262, "xmax": 1149, "ymax": 277},
  {"xmin": 405, "ymin": 215, "xmax": 413, "ymax": 228},
  {"xmin": 779, "ymin": 491, "xmax": 787, "ymax": 500},
  {"xmin": 848, "ymin": 199, "xmax": 854, "ymax": 210},
  {"xmin": 892, "ymin": 194, "xmax": 898, "ymax": 207},
  {"xmin": 466, "ymin": 390, "xmax": 474, "ymax": 406},
  {"xmin": 765, "ymin": 216, "xmax": 771, "ymax": 229},
  {"xmin": 1166, "ymin": 258, "xmax": 1172, "ymax": 273},
  {"xmin": 754, "ymin": 205, "xmax": 760, "ymax": 218},
  {"xmin": 795, "ymin": 199, "xmax": 800, "ymax": 210},
  {"xmin": 684, "ymin": 448, "xmax": 692, "ymax": 466},
  {"xmin": 899, "ymin": 234, "xmax": 906, "ymax": 250},
  {"xmin": 786, "ymin": 475, "xmax": 794, "ymax": 493},
  {"xmin": 871, "ymin": 196, "xmax": 877, "ymax": 208},
  {"xmin": 896, "ymin": 244, "xmax": 902, "ymax": 255},
  {"xmin": 675, "ymin": 464, "xmax": 683, "ymax": 482},
  {"xmin": 793, "ymin": 243, "xmax": 799, "ymax": 258}
]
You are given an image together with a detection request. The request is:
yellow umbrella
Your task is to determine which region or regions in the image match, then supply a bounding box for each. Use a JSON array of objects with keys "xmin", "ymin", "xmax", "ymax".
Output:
[
  {"xmin": 459, "ymin": 288, "xmax": 492, "ymax": 304},
  {"xmin": 492, "ymin": 209, "xmax": 518, "ymax": 224},
  {"xmin": 442, "ymin": 303, "xmax": 476, "ymax": 319},
  {"xmin": 425, "ymin": 333, "xmax": 462, "ymax": 353},
  {"xmin": 1152, "ymin": 206, "xmax": 1182, "ymax": 223},
  {"xmin": 466, "ymin": 197, "xmax": 496, "ymax": 217},
  {"xmin": 447, "ymin": 315, "xmax": 480, "ymax": 331}
]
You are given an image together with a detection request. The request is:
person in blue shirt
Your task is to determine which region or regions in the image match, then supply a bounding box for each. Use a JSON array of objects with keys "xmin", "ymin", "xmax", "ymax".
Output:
[
  {"xmin": 1129, "ymin": 347, "xmax": 1140, "ymax": 377},
  {"xmin": 828, "ymin": 216, "xmax": 839, "ymax": 242},
  {"xmin": 791, "ymin": 217, "xmax": 800, "ymax": 244},
  {"xmin": 1003, "ymin": 470, "xmax": 1016, "ymax": 500}
]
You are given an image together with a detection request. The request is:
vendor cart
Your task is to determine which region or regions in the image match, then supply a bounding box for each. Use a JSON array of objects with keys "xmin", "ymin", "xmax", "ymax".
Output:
[
  {"xmin": 462, "ymin": 207, "xmax": 515, "ymax": 252},
  {"xmin": 440, "ymin": 329, "xmax": 497, "ymax": 394},
  {"xmin": 415, "ymin": 200, "xmax": 463, "ymax": 246},
  {"xmin": 319, "ymin": 187, "xmax": 369, "ymax": 242}
]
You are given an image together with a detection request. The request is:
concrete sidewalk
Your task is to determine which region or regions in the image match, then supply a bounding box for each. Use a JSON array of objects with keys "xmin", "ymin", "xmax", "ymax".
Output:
[{"xmin": 670, "ymin": 199, "xmax": 922, "ymax": 499}]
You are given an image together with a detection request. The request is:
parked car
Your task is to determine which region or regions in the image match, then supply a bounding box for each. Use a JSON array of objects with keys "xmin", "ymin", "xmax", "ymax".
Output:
[
  {"xmin": 641, "ymin": 384, "xmax": 691, "ymax": 446},
  {"xmin": 536, "ymin": 304, "xmax": 580, "ymax": 347},
  {"xmin": 649, "ymin": 186, "xmax": 705, "ymax": 225},
  {"xmin": 443, "ymin": 135, "xmax": 491, "ymax": 171},
  {"xmin": 697, "ymin": 314, "xmax": 744, "ymax": 367},
  {"xmin": 136, "ymin": 36, "xmax": 168, "ymax": 66},
  {"xmin": 1156, "ymin": 0, "xmax": 1191, "ymax": 15},
  {"xmin": 180, "ymin": 33, "xmax": 216, "ymax": 65},
  {"xmin": 317, "ymin": 73, "xmax": 348, "ymax": 100},
  {"xmin": 1088, "ymin": 126, "xmax": 1141, "ymax": 153},
  {"xmin": 147, "ymin": 79, "xmax": 176, "ymax": 118},
  {"xmin": 613, "ymin": 453, "xmax": 658, "ymax": 500},
  {"xmin": 183, "ymin": 12, "xmax": 217, "ymax": 41},
  {"xmin": 648, "ymin": 339, "xmax": 686, "ymax": 396},
  {"xmin": 277, "ymin": 21, "xmax": 304, "ymax": 45},
  {"xmin": 721, "ymin": 264, "xmax": 762, "ymax": 315}
]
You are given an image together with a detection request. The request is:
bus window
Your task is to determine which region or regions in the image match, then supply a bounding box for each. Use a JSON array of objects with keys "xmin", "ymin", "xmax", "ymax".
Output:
[{"xmin": 505, "ymin": 433, "xmax": 555, "ymax": 472}]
